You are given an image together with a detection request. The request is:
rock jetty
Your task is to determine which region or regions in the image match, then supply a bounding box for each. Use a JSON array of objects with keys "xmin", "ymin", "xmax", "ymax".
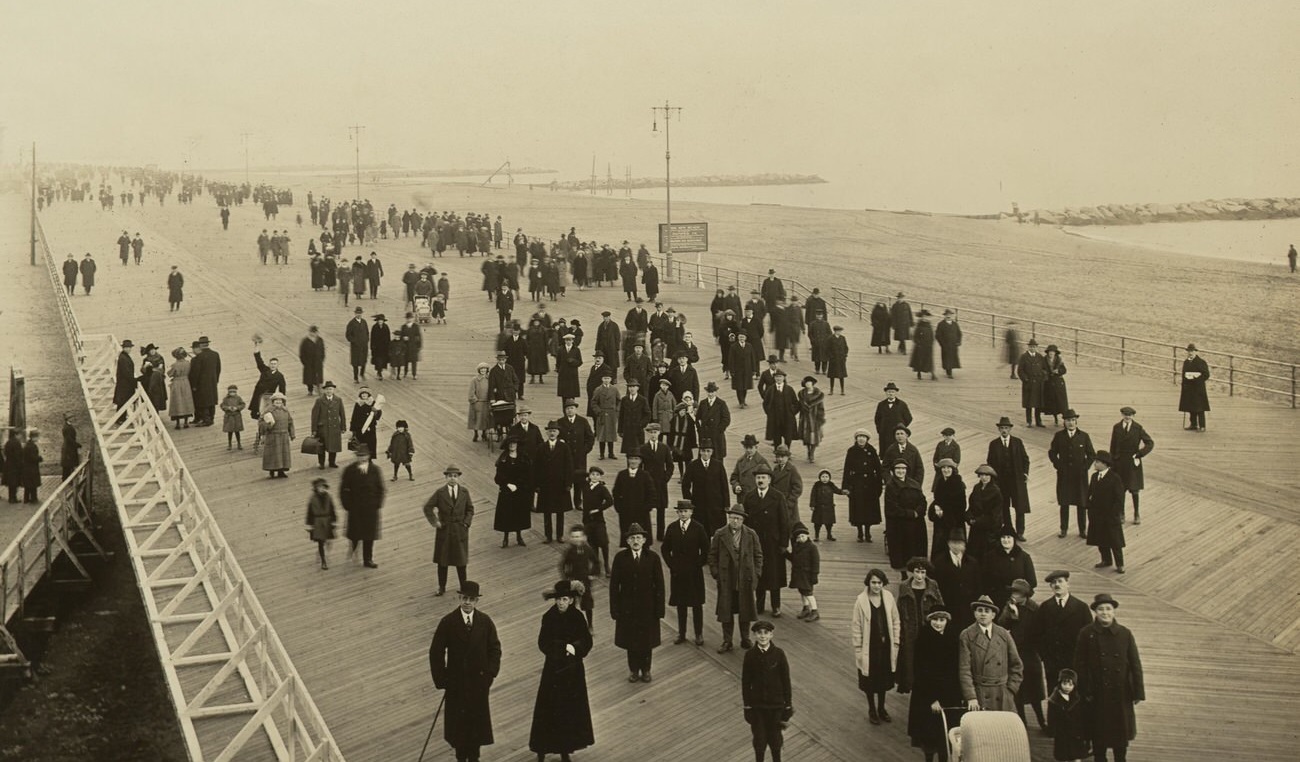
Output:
[
  {"xmin": 552, "ymin": 172, "xmax": 825, "ymax": 192},
  {"xmin": 1022, "ymin": 197, "xmax": 1300, "ymax": 226}
]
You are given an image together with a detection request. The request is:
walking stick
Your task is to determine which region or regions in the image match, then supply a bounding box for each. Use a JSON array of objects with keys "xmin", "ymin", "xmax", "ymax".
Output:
[{"xmin": 416, "ymin": 692, "xmax": 447, "ymax": 762}]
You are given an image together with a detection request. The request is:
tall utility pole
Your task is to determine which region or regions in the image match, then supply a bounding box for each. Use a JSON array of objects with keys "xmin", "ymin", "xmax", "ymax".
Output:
[
  {"xmin": 240, "ymin": 131, "xmax": 252, "ymax": 184},
  {"xmin": 348, "ymin": 125, "xmax": 365, "ymax": 200},
  {"xmin": 29, "ymin": 142, "xmax": 36, "ymax": 267},
  {"xmin": 651, "ymin": 101, "xmax": 683, "ymax": 283},
  {"xmin": 589, "ymin": 154, "xmax": 596, "ymax": 195},
  {"xmin": 625, "ymin": 166, "xmax": 632, "ymax": 198}
]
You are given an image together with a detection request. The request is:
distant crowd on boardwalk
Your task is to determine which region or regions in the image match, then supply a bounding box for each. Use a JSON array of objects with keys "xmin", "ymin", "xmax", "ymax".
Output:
[{"xmin": 62, "ymin": 170, "xmax": 1221, "ymax": 762}]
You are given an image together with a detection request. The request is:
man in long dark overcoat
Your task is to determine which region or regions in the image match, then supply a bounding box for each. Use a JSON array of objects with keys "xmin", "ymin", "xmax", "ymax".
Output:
[
  {"xmin": 744, "ymin": 466, "xmax": 791, "ymax": 617},
  {"xmin": 555, "ymin": 333, "xmax": 583, "ymax": 401},
  {"xmin": 298, "ymin": 326, "xmax": 325, "ymax": 395},
  {"xmin": 339, "ymin": 447, "xmax": 385, "ymax": 568},
  {"xmin": 1073, "ymin": 594, "xmax": 1144, "ymax": 762},
  {"xmin": 890, "ymin": 292, "xmax": 913, "ymax": 354},
  {"xmin": 986, "ymin": 417, "xmax": 1031, "ymax": 540},
  {"xmin": 709, "ymin": 505, "xmax": 763, "ymax": 652},
  {"xmin": 1034, "ymin": 570, "xmax": 1092, "ymax": 694},
  {"xmin": 608, "ymin": 524, "xmax": 665, "ymax": 682},
  {"xmin": 695, "ymin": 383, "xmax": 731, "ymax": 459},
  {"xmin": 1017, "ymin": 339, "xmax": 1049, "ymax": 426},
  {"xmin": 661, "ymin": 499, "xmax": 711, "ymax": 645},
  {"xmin": 639, "ymin": 422, "xmax": 674, "ymax": 539},
  {"xmin": 682, "ymin": 440, "xmax": 731, "ymax": 535},
  {"xmin": 595, "ymin": 312, "xmax": 622, "ymax": 374},
  {"xmin": 762, "ymin": 370, "xmax": 799, "ymax": 448},
  {"xmin": 1047, "ymin": 410, "xmax": 1094, "ymax": 538},
  {"xmin": 617, "ymin": 381, "xmax": 651, "ymax": 455},
  {"xmin": 842, "ymin": 430, "xmax": 883, "ymax": 542},
  {"xmin": 1178, "ymin": 343, "xmax": 1211, "ymax": 431},
  {"xmin": 79, "ymin": 253, "xmax": 97, "ymax": 294},
  {"xmin": 1085, "ymin": 451, "xmax": 1127, "ymax": 573},
  {"xmin": 612, "ymin": 451, "xmax": 657, "ymax": 548},
  {"xmin": 309, "ymin": 381, "xmax": 347, "ymax": 468},
  {"xmin": 556, "ymin": 399, "xmax": 595, "ymax": 510},
  {"xmin": 873, "ymin": 383, "xmax": 912, "ymax": 447},
  {"xmin": 1108, "ymin": 407, "xmax": 1154, "ymax": 524},
  {"xmin": 423, "ymin": 465, "xmax": 473, "ymax": 595},
  {"xmin": 113, "ymin": 340, "xmax": 137, "ymax": 409},
  {"xmin": 935, "ymin": 309, "xmax": 963, "ymax": 377},
  {"xmin": 344, "ymin": 308, "xmax": 369, "ymax": 382},
  {"xmin": 534, "ymin": 421, "xmax": 574, "ymax": 543},
  {"xmin": 429, "ymin": 581, "xmax": 502, "ymax": 762},
  {"xmin": 189, "ymin": 338, "xmax": 221, "ymax": 426},
  {"xmin": 61, "ymin": 254, "xmax": 78, "ymax": 295}
]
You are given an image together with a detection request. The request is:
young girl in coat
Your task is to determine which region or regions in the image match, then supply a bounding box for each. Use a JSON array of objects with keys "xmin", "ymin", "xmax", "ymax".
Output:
[
  {"xmin": 385, "ymin": 419, "xmax": 414, "ymax": 481},
  {"xmin": 304, "ymin": 478, "xmax": 337, "ymax": 570},
  {"xmin": 221, "ymin": 385, "xmax": 246, "ymax": 450},
  {"xmin": 809, "ymin": 469, "xmax": 846, "ymax": 541},
  {"xmin": 787, "ymin": 522, "xmax": 821, "ymax": 622},
  {"xmin": 1048, "ymin": 668, "xmax": 1090, "ymax": 761},
  {"xmin": 580, "ymin": 466, "xmax": 614, "ymax": 577}
]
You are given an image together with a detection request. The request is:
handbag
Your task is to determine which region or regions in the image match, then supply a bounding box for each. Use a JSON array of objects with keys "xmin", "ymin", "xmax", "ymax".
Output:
[{"xmin": 300, "ymin": 436, "xmax": 322, "ymax": 455}]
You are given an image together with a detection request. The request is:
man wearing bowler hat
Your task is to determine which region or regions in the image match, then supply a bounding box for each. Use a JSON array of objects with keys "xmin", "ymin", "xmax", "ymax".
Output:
[
  {"xmin": 1086, "ymin": 451, "xmax": 1128, "ymax": 573},
  {"xmin": 710, "ymin": 504, "xmax": 764, "ymax": 653},
  {"xmin": 534, "ymin": 420, "xmax": 574, "ymax": 543},
  {"xmin": 1018, "ymin": 339, "xmax": 1050, "ymax": 427},
  {"xmin": 745, "ymin": 464, "xmax": 791, "ymax": 617},
  {"xmin": 190, "ymin": 336, "xmax": 222, "ymax": 426},
  {"xmin": 874, "ymin": 382, "xmax": 913, "ymax": 448},
  {"xmin": 987, "ymin": 416, "xmax": 1031, "ymax": 541},
  {"xmin": 683, "ymin": 439, "xmax": 731, "ymax": 535},
  {"xmin": 612, "ymin": 449, "xmax": 657, "ymax": 548},
  {"xmin": 1074, "ymin": 593, "xmax": 1144, "ymax": 762},
  {"xmin": 1108, "ymin": 406, "xmax": 1154, "ymax": 525},
  {"xmin": 424, "ymin": 465, "xmax": 473, "ymax": 596},
  {"xmin": 1048, "ymin": 409, "xmax": 1095, "ymax": 538},
  {"xmin": 310, "ymin": 381, "xmax": 347, "ymax": 468},
  {"xmin": 1179, "ymin": 344, "xmax": 1211, "ymax": 431},
  {"xmin": 608, "ymin": 523, "xmax": 665, "ymax": 682},
  {"xmin": 1036, "ymin": 570, "xmax": 1092, "ymax": 694},
  {"xmin": 661, "ymin": 500, "xmax": 711, "ymax": 646},
  {"xmin": 429, "ymin": 581, "xmax": 502, "ymax": 762},
  {"xmin": 958, "ymin": 595, "xmax": 1024, "ymax": 712},
  {"xmin": 345, "ymin": 307, "xmax": 370, "ymax": 382}
]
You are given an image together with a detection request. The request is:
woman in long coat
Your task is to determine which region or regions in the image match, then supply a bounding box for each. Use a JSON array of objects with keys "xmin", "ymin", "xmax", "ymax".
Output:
[
  {"xmin": 370, "ymin": 317, "xmax": 391, "ymax": 378},
  {"xmin": 870, "ymin": 302, "xmax": 892, "ymax": 351},
  {"xmin": 907, "ymin": 608, "xmax": 961, "ymax": 759},
  {"xmin": 260, "ymin": 393, "xmax": 294, "ymax": 477},
  {"xmin": 167, "ymin": 348, "xmax": 195, "ymax": 426},
  {"xmin": 851, "ymin": 569, "xmax": 901, "ymax": 723},
  {"xmin": 895, "ymin": 558, "xmax": 944, "ymax": 693},
  {"xmin": 727, "ymin": 336, "xmax": 756, "ymax": 403},
  {"xmin": 525, "ymin": 319, "xmax": 551, "ymax": 381},
  {"xmin": 928, "ymin": 460, "xmax": 967, "ymax": 561},
  {"xmin": 493, "ymin": 438, "xmax": 533, "ymax": 544},
  {"xmin": 908, "ymin": 312, "xmax": 935, "ymax": 378},
  {"xmin": 997, "ymin": 581, "xmax": 1047, "ymax": 726},
  {"xmin": 299, "ymin": 329, "xmax": 325, "ymax": 395},
  {"xmin": 981, "ymin": 531, "xmax": 1037, "ymax": 608},
  {"xmin": 140, "ymin": 346, "xmax": 168, "ymax": 411},
  {"xmin": 884, "ymin": 461, "xmax": 928, "ymax": 570},
  {"xmin": 350, "ymin": 390, "xmax": 381, "ymax": 460},
  {"xmin": 966, "ymin": 465, "xmax": 1004, "ymax": 559},
  {"xmin": 1074, "ymin": 596, "xmax": 1144, "ymax": 756},
  {"xmin": 528, "ymin": 581, "xmax": 595, "ymax": 759},
  {"xmin": 555, "ymin": 334, "xmax": 582, "ymax": 401},
  {"xmin": 1042, "ymin": 345, "xmax": 1070, "ymax": 424},
  {"xmin": 322, "ymin": 255, "xmax": 337, "ymax": 289},
  {"xmin": 825, "ymin": 328, "xmax": 849, "ymax": 392},
  {"xmin": 796, "ymin": 376, "xmax": 825, "ymax": 462},
  {"xmin": 842, "ymin": 430, "xmax": 883, "ymax": 542},
  {"xmin": 467, "ymin": 363, "xmax": 492, "ymax": 440}
]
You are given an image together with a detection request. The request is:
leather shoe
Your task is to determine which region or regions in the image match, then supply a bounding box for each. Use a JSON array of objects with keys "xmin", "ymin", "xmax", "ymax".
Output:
[
  {"xmin": 868, "ymin": 708, "xmax": 880, "ymax": 725},
  {"xmin": 694, "ymin": 637, "xmax": 705, "ymax": 647},
  {"xmin": 627, "ymin": 673, "xmax": 640, "ymax": 683},
  {"xmin": 363, "ymin": 561, "xmax": 378, "ymax": 569},
  {"xmin": 1094, "ymin": 562, "xmax": 1112, "ymax": 568},
  {"xmin": 1057, "ymin": 531, "xmax": 1067, "ymax": 538},
  {"xmin": 771, "ymin": 608, "xmax": 782, "ymax": 618},
  {"xmin": 641, "ymin": 673, "xmax": 653, "ymax": 683},
  {"xmin": 740, "ymin": 639, "xmax": 753, "ymax": 649},
  {"xmin": 717, "ymin": 641, "xmax": 733, "ymax": 653},
  {"xmin": 1116, "ymin": 566, "xmax": 1126, "ymax": 574},
  {"xmin": 673, "ymin": 635, "xmax": 687, "ymax": 645},
  {"xmin": 879, "ymin": 708, "xmax": 892, "ymax": 723}
]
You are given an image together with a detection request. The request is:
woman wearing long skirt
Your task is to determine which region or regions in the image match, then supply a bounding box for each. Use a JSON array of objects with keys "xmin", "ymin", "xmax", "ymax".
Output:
[
  {"xmin": 467, "ymin": 363, "xmax": 492, "ymax": 442},
  {"xmin": 167, "ymin": 347, "xmax": 196, "ymax": 428},
  {"xmin": 797, "ymin": 376, "xmax": 825, "ymax": 463},
  {"xmin": 907, "ymin": 607, "xmax": 961, "ymax": 762},
  {"xmin": 261, "ymin": 392, "xmax": 294, "ymax": 478},
  {"xmin": 528, "ymin": 580, "xmax": 595, "ymax": 761},
  {"xmin": 1042, "ymin": 345, "xmax": 1070, "ymax": 426}
]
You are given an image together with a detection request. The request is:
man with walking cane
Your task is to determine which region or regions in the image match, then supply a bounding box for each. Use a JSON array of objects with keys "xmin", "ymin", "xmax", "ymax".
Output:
[{"xmin": 428, "ymin": 581, "xmax": 502, "ymax": 762}]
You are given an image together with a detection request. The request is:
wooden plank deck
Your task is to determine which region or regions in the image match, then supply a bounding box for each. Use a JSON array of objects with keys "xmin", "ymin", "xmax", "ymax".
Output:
[{"xmin": 27, "ymin": 188, "xmax": 1300, "ymax": 761}]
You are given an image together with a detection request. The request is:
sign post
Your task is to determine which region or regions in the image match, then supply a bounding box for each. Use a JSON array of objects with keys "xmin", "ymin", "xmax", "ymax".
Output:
[{"xmin": 657, "ymin": 223, "xmax": 708, "ymax": 287}]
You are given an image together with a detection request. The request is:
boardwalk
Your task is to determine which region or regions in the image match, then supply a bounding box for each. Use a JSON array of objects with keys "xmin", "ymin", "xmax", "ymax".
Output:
[{"xmin": 29, "ymin": 188, "xmax": 1300, "ymax": 761}]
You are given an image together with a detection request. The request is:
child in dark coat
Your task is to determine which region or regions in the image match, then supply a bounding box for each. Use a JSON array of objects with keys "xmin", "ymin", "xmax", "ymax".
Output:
[
  {"xmin": 431, "ymin": 293, "xmax": 447, "ymax": 323},
  {"xmin": 580, "ymin": 466, "xmax": 614, "ymax": 576},
  {"xmin": 1047, "ymin": 668, "xmax": 1090, "ymax": 761},
  {"xmin": 221, "ymin": 385, "xmax": 246, "ymax": 450},
  {"xmin": 786, "ymin": 522, "xmax": 821, "ymax": 622},
  {"xmin": 385, "ymin": 419, "xmax": 414, "ymax": 481},
  {"xmin": 304, "ymin": 478, "xmax": 338, "ymax": 570},
  {"xmin": 558, "ymin": 524, "xmax": 599, "ymax": 632},
  {"xmin": 809, "ymin": 469, "xmax": 846, "ymax": 541}
]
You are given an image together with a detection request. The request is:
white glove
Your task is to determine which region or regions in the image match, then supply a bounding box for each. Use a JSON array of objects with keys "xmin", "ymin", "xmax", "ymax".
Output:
[{"xmin": 565, "ymin": 643, "xmax": 576, "ymax": 656}]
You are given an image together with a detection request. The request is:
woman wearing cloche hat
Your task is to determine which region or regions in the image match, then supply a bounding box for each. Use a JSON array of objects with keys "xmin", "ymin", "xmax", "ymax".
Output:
[{"xmin": 1075, "ymin": 592, "xmax": 1145, "ymax": 761}]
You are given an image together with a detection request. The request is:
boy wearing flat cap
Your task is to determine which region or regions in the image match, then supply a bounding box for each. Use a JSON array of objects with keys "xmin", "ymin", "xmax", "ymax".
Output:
[{"xmin": 742, "ymin": 620, "xmax": 793, "ymax": 762}]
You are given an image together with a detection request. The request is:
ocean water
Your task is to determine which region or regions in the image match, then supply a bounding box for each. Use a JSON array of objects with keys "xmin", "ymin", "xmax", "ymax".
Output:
[{"xmin": 1067, "ymin": 218, "xmax": 1300, "ymax": 266}]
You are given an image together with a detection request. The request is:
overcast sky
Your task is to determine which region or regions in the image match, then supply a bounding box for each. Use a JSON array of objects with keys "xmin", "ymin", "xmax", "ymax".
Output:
[{"xmin": 2, "ymin": 1, "xmax": 1295, "ymax": 211}]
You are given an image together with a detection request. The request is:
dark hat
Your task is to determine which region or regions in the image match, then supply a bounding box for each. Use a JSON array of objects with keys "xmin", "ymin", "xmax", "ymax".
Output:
[
  {"xmin": 1057, "ymin": 668, "xmax": 1078, "ymax": 682},
  {"xmin": 198, "ymin": 336, "xmax": 211, "ymax": 345},
  {"xmin": 1027, "ymin": 338, "xmax": 1039, "ymax": 346},
  {"xmin": 996, "ymin": 416, "xmax": 1015, "ymax": 428},
  {"xmin": 1045, "ymin": 344, "xmax": 1060, "ymax": 354},
  {"xmin": 998, "ymin": 525, "xmax": 1018, "ymax": 539},
  {"xmin": 726, "ymin": 504, "xmax": 747, "ymax": 517},
  {"xmin": 1010, "ymin": 579, "xmax": 1034, "ymax": 597},
  {"xmin": 593, "ymin": 350, "xmax": 604, "ymax": 358},
  {"xmin": 943, "ymin": 309, "xmax": 955, "ymax": 316},
  {"xmin": 947, "ymin": 526, "xmax": 968, "ymax": 543},
  {"xmin": 751, "ymin": 620, "xmax": 775, "ymax": 633},
  {"xmin": 372, "ymin": 314, "xmax": 387, "ymax": 321},
  {"xmin": 1090, "ymin": 593, "xmax": 1119, "ymax": 610},
  {"xmin": 1185, "ymin": 343, "xmax": 1198, "ymax": 352},
  {"xmin": 624, "ymin": 522, "xmax": 648, "ymax": 538},
  {"xmin": 773, "ymin": 368, "xmax": 787, "ymax": 378},
  {"xmin": 545, "ymin": 419, "xmax": 561, "ymax": 430},
  {"xmin": 563, "ymin": 398, "xmax": 579, "ymax": 409},
  {"xmin": 975, "ymin": 464, "xmax": 997, "ymax": 477},
  {"xmin": 698, "ymin": 439, "xmax": 715, "ymax": 450},
  {"xmin": 896, "ymin": 291, "xmax": 905, "ymax": 298},
  {"xmin": 883, "ymin": 382, "xmax": 900, "ymax": 392},
  {"xmin": 600, "ymin": 369, "xmax": 614, "ymax": 378},
  {"xmin": 674, "ymin": 401, "xmax": 689, "ymax": 412},
  {"xmin": 906, "ymin": 556, "xmax": 934, "ymax": 573},
  {"xmin": 675, "ymin": 499, "xmax": 695, "ymax": 511},
  {"xmin": 634, "ymin": 297, "xmax": 644, "ymax": 303},
  {"xmin": 704, "ymin": 381, "xmax": 719, "ymax": 392},
  {"xmin": 1119, "ymin": 406, "xmax": 1136, "ymax": 415},
  {"xmin": 495, "ymin": 350, "xmax": 507, "ymax": 358},
  {"xmin": 754, "ymin": 463, "xmax": 773, "ymax": 476},
  {"xmin": 890, "ymin": 458, "xmax": 910, "ymax": 470},
  {"xmin": 917, "ymin": 309, "xmax": 931, "ymax": 318},
  {"xmin": 741, "ymin": 433, "xmax": 760, "ymax": 447},
  {"xmin": 588, "ymin": 465, "xmax": 605, "ymax": 476},
  {"xmin": 545, "ymin": 580, "xmax": 578, "ymax": 599},
  {"xmin": 191, "ymin": 341, "xmax": 202, "ymax": 349},
  {"xmin": 941, "ymin": 427, "xmax": 956, "ymax": 436},
  {"xmin": 767, "ymin": 268, "xmax": 776, "ymax": 275},
  {"xmin": 970, "ymin": 595, "xmax": 999, "ymax": 613},
  {"xmin": 1093, "ymin": 450, "xmax": 1113, "ymax": 466},
  {"xmin": 121, "ymin": 339, "xmax": 134, "ymax": 348},
  {"xmin": 626, "ymin": 379, "xmax": 640, "ymax": 387},
  {"xmin": 458, "ymin": 581, "xmax": 482, "ymax": 598},
  {"xmin": 1045, "ymin": 570, "xmax": 1071, "ymax": 583},
  {"xmin": 140, "ymin": 343, "xmax": 158, "ymax": 354},
  {"xmin": 601, "ymin": 311, "xmax": 611, "ymax": 317},
  {"xmin": 395, "ymin": 419, "xmax": 409, "ymax": 429},
  {"xmin": 354, "ymin": 306, "xmax": 364, "ymax": 314},
  {"xmin": 773, "ymin": 444, "xmax": 791, "ymax": 456},
  {"xmin": 354, "ymin": 443, "xmax": 371, "ymax": 455},
  {"xmin": 443, "ymin": 465, "xmax": 463, "ymax": 476},
  {"xmin": 1062, "ymin": 409, "xmax": 1079, "ymax": 419},
  {"xmin": 644, "ymin": 422, "xmax": 661, "ymax": 432},
  {"xmin": 625, "ymin": 447, "xmax": 642, "ymax": 459},
  {"xmin": 767, "ymin": 354, "xmax": 779, "ymax": 363},
  {"xmin": 832, "ymin": 324, "xmax": 844, "ymax": 331},
  {"xmin": 936, "ymin": 457, "xmax": 958, "ymax": 469},
  {"xmin": 926, "ymin": 605, "xmax": 952, "ymax": 621},
  {"xmin": 802, "ymin": 375, "xmax": 817, "ymax": 386},
  {"xmin": 893, "ymin": 423, "xmax": 911, "ymax": 435},
  {"xmin": 227, "ymin": 384, "xmax": 239, "ymax": 391},
  {"xmin": 311, "ymin": 477, "xmax": 329, "ymax": 488}
]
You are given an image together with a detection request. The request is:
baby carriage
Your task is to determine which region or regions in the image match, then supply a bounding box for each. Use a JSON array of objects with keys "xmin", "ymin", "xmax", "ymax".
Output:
[
  {"xmin": 941, "ymin": 708, "xmax": 1030, "ymax": 762},
  {"xmin": 414, "ymin": 295, "xmax": 433, "ymax": 324},
  {"xmin": 488, "ymin": 400, "xmax": 515, "ymax": 452}
]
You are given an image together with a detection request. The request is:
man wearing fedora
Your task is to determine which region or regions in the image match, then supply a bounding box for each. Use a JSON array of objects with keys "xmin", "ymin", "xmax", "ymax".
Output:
[
  {"xmin": 190, "ymin": 336, "xmax": 222, "ymax": 426},
  {"xmin": 987, "ymin": 416, "xmax": 1031, "ymax": 541},
  {"xmin": 1048, "ymin": 410, "xmax": 1095, "ymax": 538},
  {"xmin": 696, "ymin": 382, "xmax": 732, "ymax": 459},
  {"xmin": 1107, "ymin": 407, "xmax": 1153, "ymax": 525},
  {"xmin": 890, "ymin": 292, "xmax": 913, "ymax": 355},
  {"xmin": 639, "ymin": 422, "xmax": 673, "ymax": 540},
  {"xmin": 710, "ymin": 504, "xmax": 764, "ymax": 652},
  {"xmin": 731, "ymin": 434, "xmax": 771, "ymax": 502},
  {"xmin": 617, "ymin": 380, "xmax": 652, "ymax": 455},
  {"xmin": 935, "ymin": 309, "xmax": 962, "ymax": 378},
  {"xmin": 534, "ymin": 420, "xmax": 574, "ymax": 543},
  {"xmin": 310, "ymin": 381, "xmax": 348, "ymax": 468},
  {"xmin": 1086, "ymin": 451, "xmax": 1128, "ymax": 573},
  {"xmin": 113, "ymin": 340, "xmax": 137, "ymax": 410},
  {"xmin": 661, "ymin": 500, "xmax": 711, "ymax": 646},
  {"xmin": 745, "ymin": 465, "xmax": 792, "ymax": 617},
  {"xmin": 909, "ymin": 309, "xmax": 936, "ymax": 380},
  {"xmin": 556, "ymin": 398, "xmax": 595, "ymax": 511},
  {"xmin": 1017, "ymin": 339, "xmax": 1050, "ymax": 426},
  {"xmin": 873, "ymin": 383, "xmax": 913, "ymax": 448},
  {"xmin": 424, "ymin": 465, "xmax": 473, "ymax": 596},
  {"xmin": 761, "ymin": 268, "xmax": 786, "ymax": 325},
  {"xmin": 345, "ymin": 307, "xmax": 370, "ymax": 382},
  {"xmin": 429, "ymin": 581, "xmax": 502, "ymax": 762},
  {"xmin": 683, "ymin": 439, "xmax": 731, "ymax": 536},
  {"xmin": 1074, "ymin": 593, "xmax": 1144, "ymax": 762},
  {"xmin": 608, "ymin": 523, "xmax": 665, "ymax": 683},
  {"xmin": 881, "ymin": 424, "xmax": 925, "ymax": 487},
  {"xmin": 1179, "ymin": 344, "xmax": 1211, "ymax": 431},
  {"xmin": 613, "ymin": 449, "xmax": 657, "ymax": 548},
  {"xmin": 1035, "ymin": 570, "xmax": 1092, "ymax": 694},
  {"xmin": 340, "ymin": 445, "xmax": 385, "ymax": 568},
  {"xmin": 763, "ymin": 370, "xmax": 799, "ymax": 449},
  {"xmin": 958, "ymin": 596, "xmax": 1024, "ymax": 712}
]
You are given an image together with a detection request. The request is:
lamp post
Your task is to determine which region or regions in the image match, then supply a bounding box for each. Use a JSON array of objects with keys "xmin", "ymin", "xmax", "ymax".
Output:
[
  {"xmin": 651, "ymin": 101, "xmax": 682, "ymax": 283},
  {"xmin": 348, "ymin": 125, "xmax": 365, "ymax": 201}
]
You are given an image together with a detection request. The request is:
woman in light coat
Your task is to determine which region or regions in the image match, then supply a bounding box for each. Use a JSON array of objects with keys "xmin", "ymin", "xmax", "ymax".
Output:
[
  {"xmin": 260, "ymin": 392, "xmax": 295, "ymax": 478},
  {"xmin": 467, "ymin": 363, "xmax": 491, "ymax": 441},
  {"xmin": 167, "ymin": 347, "xmax": 196, "ymax": 428},
  {"xmin": 851, "ymin": 568, "xmax": 901, "ymax": 725}
]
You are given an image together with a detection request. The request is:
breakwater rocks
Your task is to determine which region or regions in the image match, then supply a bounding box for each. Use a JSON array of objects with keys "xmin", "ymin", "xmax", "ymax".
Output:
[
  {"xmin": 553, "ymin": 173, "xmax": 826, "ymax": 192},
  {"xmin": 1023, "ymin": 198, "xmax": 1300, "ymax": 226}
]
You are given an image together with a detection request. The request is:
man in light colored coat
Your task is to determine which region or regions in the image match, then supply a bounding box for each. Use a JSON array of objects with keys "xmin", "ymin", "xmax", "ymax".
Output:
[
  {"xmin": 423, "ymin": 465, "xmax": 474, "ymax": 596},
  {"xmin": 958, "ymin": 595, "xmax": 1024, "ymax": 711},
  {"xmin": 708, "ymin": 505, "xmax": 763, "ymax": 653}
]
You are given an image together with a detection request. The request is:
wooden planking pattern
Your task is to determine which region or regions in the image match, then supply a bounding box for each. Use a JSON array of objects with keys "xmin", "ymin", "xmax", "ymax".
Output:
[{"xmin": 30, "ymin": 189, "xmax": 1300, "ymax": 761}]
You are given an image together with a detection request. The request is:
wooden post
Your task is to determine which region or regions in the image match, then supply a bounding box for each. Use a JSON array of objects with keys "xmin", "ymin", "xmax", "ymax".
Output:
[
  {"xmin": 1173, "ymin": 345, "xmax": 1179, "ymax": 385},
  {"xmin": 1229, "ymin": 355, "xmax": 1235, "ymax": 397},
  {"xmin": 991, "ymin": 313, "xmax": 996, "ymax": 348},
  {"xmin": 1074, "ymin": 328, "xmax": 1079, "ymax": 362},
  {"xmin": 1292, "ymin": 365, "xmax": 1296, "ymax": 409},
  {"xmin": 857, "ymin": 291, "xmax": 863, "ymax": 322},
  {"xmin": 1120, "ymin": 337, "xmax": 1126, "ymax": 374}
]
